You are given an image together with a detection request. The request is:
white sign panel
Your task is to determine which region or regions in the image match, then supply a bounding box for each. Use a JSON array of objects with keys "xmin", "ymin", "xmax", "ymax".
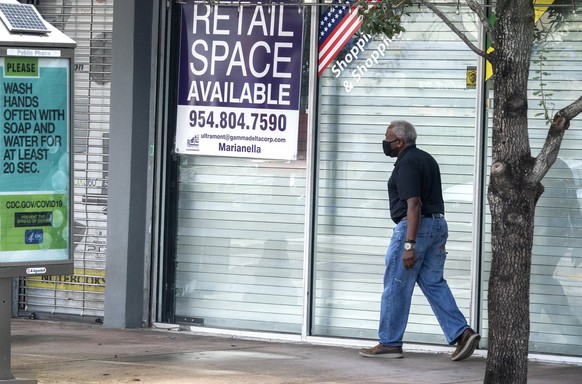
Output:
[{"xmin": 175, "ymin": 2, "xmax": 304, "ymax": 160}]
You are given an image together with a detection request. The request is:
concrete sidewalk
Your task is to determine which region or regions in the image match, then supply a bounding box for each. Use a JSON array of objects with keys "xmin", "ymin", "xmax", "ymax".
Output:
[{"xmin": 8, "ymin": 318, "xmax": 582, "ymax": 384}]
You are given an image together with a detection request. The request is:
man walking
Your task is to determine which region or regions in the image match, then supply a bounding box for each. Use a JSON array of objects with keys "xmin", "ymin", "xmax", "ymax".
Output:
[{"xmin": 359, "ymin": 120, "xmax": 480, "ymax": 361}]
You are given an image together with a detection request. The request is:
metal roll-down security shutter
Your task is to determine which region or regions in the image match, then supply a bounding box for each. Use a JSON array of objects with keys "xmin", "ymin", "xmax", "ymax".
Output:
[{"xmin": 18, "ymin": 0, "xmax": 113, "ymax": 320}]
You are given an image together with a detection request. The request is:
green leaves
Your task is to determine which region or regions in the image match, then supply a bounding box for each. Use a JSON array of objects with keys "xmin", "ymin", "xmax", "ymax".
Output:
[
  {"xmin": 355, "ymin": 0, "xmax": 412, "ymax": 38},
  {"xmin": 532, "ymin": 47, "xmax": 555, "ymax": 124}
]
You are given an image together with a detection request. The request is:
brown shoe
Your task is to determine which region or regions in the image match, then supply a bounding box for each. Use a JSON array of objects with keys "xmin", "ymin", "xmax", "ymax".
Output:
[
  {"xmin": 451, "ymin": 328, "xmax": 480, "ymax": 361},
  {"xmin": 359, "ymin": 344, "xmax": 403, "ymax": 358}
]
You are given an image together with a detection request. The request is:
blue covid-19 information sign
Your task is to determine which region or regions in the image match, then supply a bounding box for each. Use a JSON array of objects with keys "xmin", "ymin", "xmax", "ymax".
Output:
[{"xmin": 0, "ymin": 54, "xmax": 70, "ymax": 266}]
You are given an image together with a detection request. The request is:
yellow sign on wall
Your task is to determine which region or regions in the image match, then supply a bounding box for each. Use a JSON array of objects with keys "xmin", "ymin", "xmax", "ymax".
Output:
[
  {"xmin": 466, "ymin": 66, "xmax": 477, "ymax": 89},
  {"xmin": 26, "ymin": 268, "xmax": 105, "ymax": 293}
]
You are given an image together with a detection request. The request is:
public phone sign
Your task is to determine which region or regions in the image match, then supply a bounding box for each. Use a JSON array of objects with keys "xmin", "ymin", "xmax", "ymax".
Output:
[
  {"xmin": 0, "ymin": 52, "xmax": 72, "ymax": 275},
  {"xmin": 175, "ymin": 1, "xmax": 304, "ymax": 160}
]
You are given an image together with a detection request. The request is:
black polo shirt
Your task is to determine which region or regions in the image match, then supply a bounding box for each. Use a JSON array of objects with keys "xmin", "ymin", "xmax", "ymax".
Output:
[{"xmin": 387, "ymin": 145, "xmax": 445, "ymax": 224}]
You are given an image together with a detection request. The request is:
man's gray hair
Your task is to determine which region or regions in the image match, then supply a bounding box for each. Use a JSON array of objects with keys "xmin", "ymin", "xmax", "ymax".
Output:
[{"xmin": 390, "ymin": 120, "xmax": 417, "ymax": 145}]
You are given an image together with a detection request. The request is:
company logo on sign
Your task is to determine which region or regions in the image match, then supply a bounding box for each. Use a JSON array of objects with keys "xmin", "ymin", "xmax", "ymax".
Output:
[
  {"xmin": 26, "ymin": 267, "xmax": 47, "ymax": 275},
  {"xmin": 25, "ymin": 229, "xmax": 43, "ymax": 244},
  {"xmin": 186, "ymin": 135, "xmax": 200, "ymax": 151}
]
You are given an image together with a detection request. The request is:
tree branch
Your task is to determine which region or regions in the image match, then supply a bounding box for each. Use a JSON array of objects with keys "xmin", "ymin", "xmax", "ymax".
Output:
[
  {"xmin": 529, "ymin": 96, "xmax": 582, "ymax": 184},
  {"xmin": 465, "ymin": 0, "xmax": 496, "ymax": 48},
  {"xmin": 417, "ymin": 0, "xmax": 487, "ymax": 59}
]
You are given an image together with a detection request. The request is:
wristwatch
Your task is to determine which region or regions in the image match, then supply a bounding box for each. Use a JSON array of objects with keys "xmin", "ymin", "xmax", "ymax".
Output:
[{"xmin": 404, "ymin": 240, "xmax": 416, "ymax": 251}]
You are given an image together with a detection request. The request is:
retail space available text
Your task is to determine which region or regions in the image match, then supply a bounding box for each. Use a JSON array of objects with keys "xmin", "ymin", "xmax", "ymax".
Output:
[{"xmin": 182, "ymin": 4, "xmax": 301, "ymax": 108}]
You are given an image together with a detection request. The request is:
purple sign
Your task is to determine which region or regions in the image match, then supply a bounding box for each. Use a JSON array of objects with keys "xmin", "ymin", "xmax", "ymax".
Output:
[{"xmin": 176, "ymin": 2, "xmax": 304, "ymax": 160}]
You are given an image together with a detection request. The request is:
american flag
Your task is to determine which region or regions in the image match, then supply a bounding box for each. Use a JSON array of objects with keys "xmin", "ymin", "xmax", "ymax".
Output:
[{"xmin": 318, "ymin": 0, "xmax": 363, "ymax": 77}]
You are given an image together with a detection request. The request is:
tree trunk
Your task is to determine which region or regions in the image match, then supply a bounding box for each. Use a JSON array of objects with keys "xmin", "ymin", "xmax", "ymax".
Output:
[
  {"xmin": 484, "ymin": 1, "xmax": 536, "ymax": 383},
  {"xmin": 360, "ymin": 0, "xmax": 582, "ymax": 381}
]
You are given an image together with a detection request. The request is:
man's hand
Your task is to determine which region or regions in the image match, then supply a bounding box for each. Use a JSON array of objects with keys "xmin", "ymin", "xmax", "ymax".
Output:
[{"xmin": 403, "ymin": 249, "xmax": 416, "ymax": 270}]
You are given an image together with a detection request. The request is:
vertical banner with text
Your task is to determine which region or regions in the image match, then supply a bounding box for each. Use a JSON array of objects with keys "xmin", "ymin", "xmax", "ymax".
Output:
[
  {"xmin": 0, "ymin": 56, "xmax": 70, "ymax": 263},
  {"xmin": 175, "ymin": 2, "xmax": 304, "ymax": 160}
]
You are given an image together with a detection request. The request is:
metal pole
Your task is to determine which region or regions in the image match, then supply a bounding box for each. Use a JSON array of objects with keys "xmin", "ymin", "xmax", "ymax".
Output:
[
  {"xmin": 0, "ymin": 278, "xmax": 37, "ymax": 384},
  {"xmin": 0, "ymin": 278, "xmax": 15, "ymax": 381}
]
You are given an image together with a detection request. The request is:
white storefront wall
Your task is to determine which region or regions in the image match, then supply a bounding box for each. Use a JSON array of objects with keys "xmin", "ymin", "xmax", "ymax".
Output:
[
  {"xmin": 170, "ymin": 2, "xmax": 582, "ymax": 359},
  {"xmin": 15, "ymin": 1, "xmax": 582, "ymax": 360}
]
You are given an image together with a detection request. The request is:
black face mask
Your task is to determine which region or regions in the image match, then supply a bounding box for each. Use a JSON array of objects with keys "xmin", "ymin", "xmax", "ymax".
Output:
[{"xmin": 382, "ymin": 139, "xmax": 399, "ymax": 157}]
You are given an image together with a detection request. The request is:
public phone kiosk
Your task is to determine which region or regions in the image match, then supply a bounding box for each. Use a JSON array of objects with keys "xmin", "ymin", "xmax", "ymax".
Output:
[{"xmin": 0, "ymin": 1, "xmax": 75, "ymax": 382}]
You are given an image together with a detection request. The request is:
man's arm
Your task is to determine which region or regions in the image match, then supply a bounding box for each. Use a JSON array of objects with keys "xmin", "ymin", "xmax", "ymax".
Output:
[{"xmin": 403, "ymin": 196, "xmax": 422, "ymax": 270}]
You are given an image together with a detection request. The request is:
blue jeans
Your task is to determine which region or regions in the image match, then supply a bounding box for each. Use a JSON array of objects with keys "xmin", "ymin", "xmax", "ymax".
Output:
[{"xmin": 378, "ymin": 216, "xmax": 468, "ymax": 346}]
